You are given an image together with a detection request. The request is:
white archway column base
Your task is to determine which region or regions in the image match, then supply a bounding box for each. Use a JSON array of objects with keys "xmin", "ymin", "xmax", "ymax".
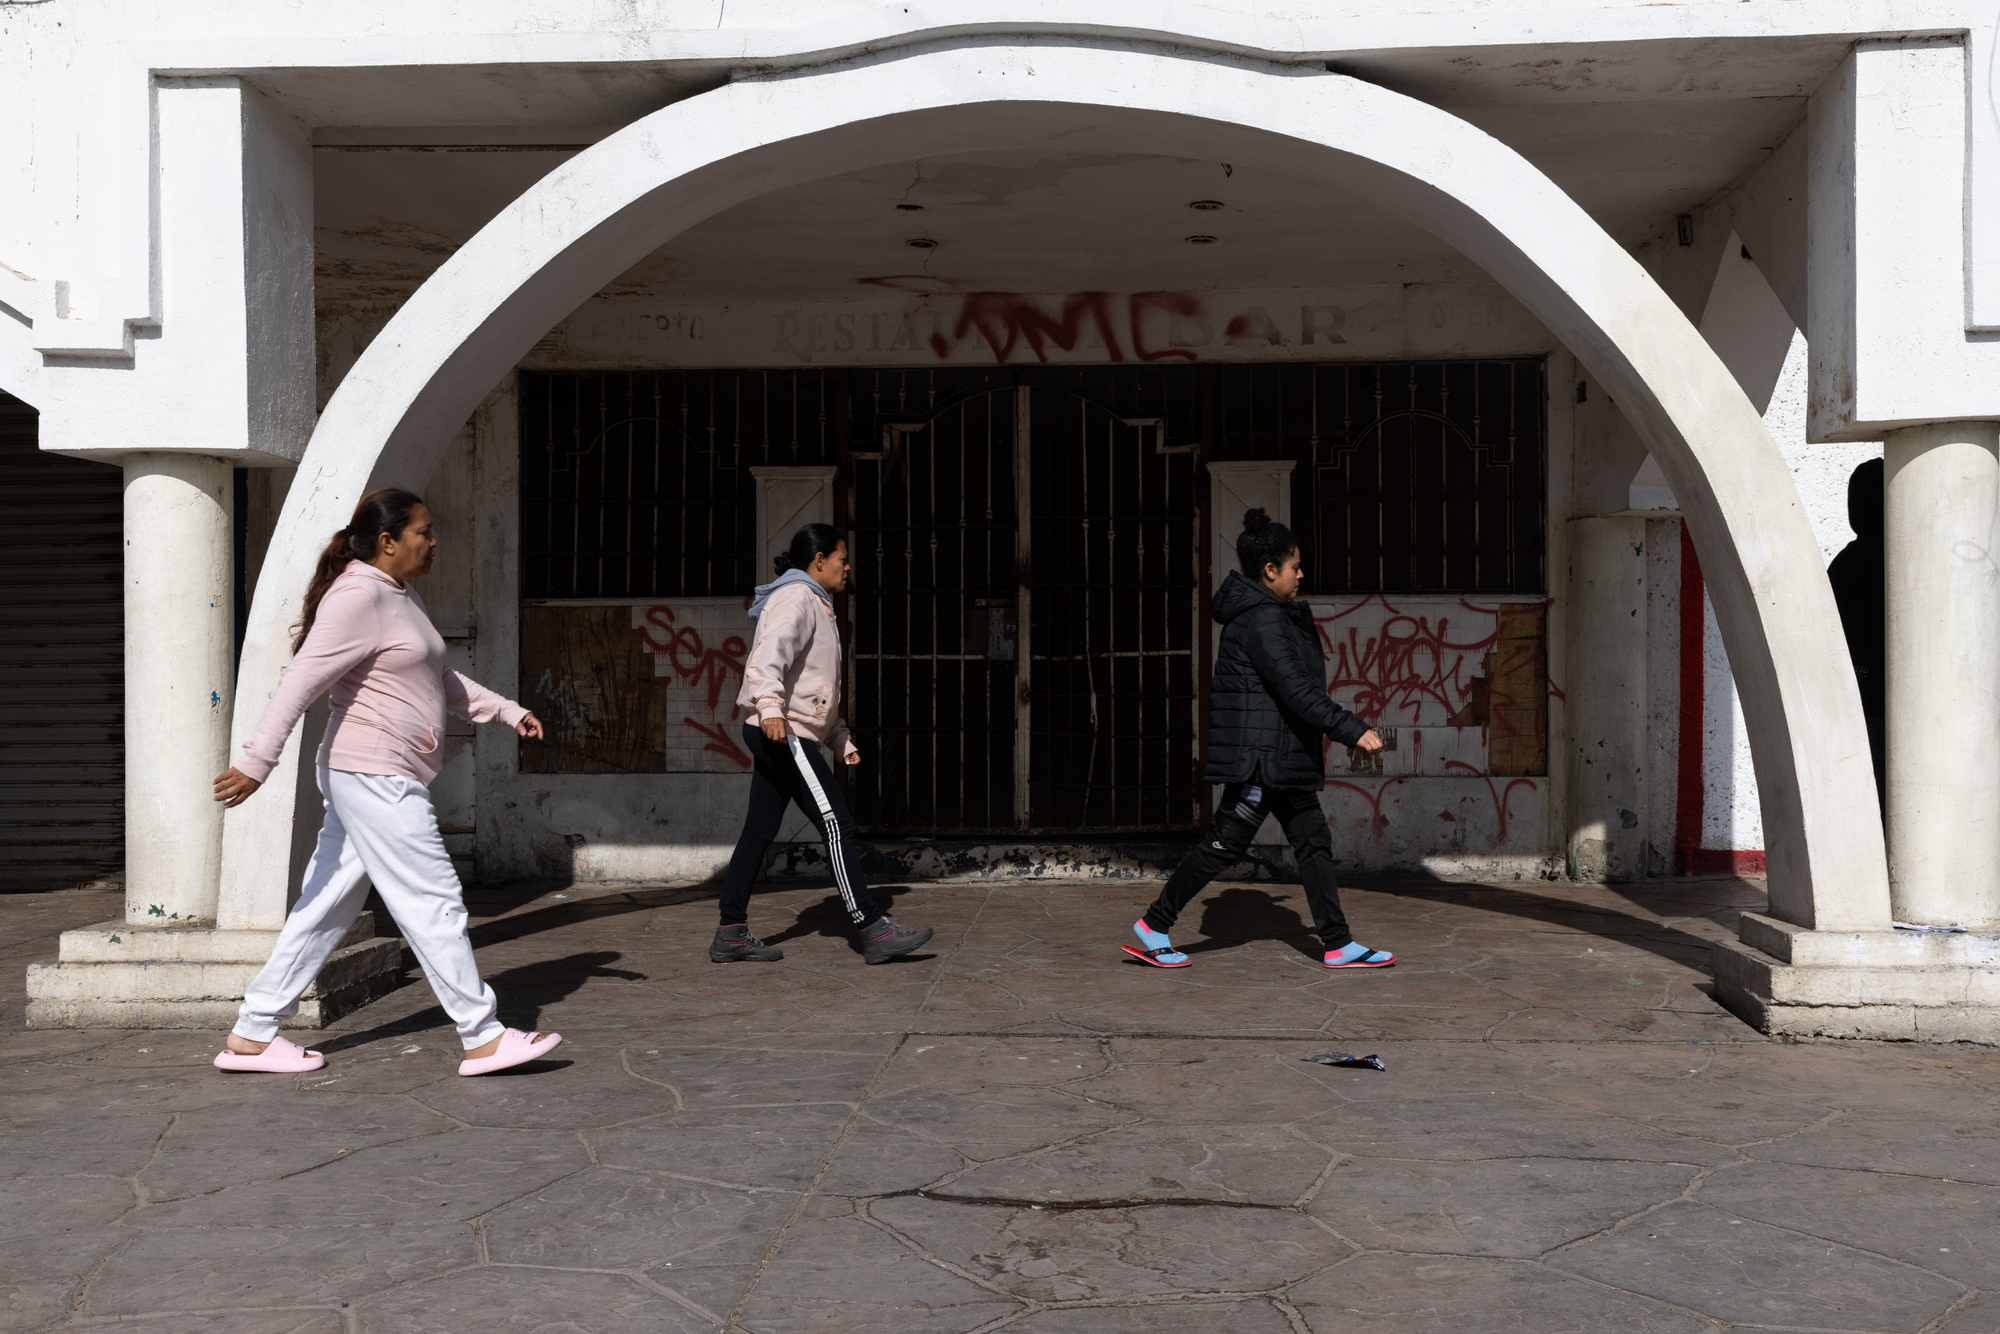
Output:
[
  {"xmin": 1713, "ymin": 419, "xmax": 2000, "ymax": 1044},
  {"xmin": 24, "ymin": 913, "xmax": 401, "ymax": 1030},
  {"xmin": 1712, "ymin": 917, "xmax": 2000, "ymax": 1044}
]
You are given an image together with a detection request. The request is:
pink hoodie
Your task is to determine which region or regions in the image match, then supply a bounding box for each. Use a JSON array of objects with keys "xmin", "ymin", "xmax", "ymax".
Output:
[
  {"xmin": 737, "ymin": 580, "xmax": 856, "ymax": 758},
  {"xmin": 239, "ymin": 561, "xmax": 526, "ymax": 786}
]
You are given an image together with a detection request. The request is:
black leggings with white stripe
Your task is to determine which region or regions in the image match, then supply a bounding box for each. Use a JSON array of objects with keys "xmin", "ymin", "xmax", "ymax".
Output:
[{"xmin": 720, "ymin": 723, "xmax": 880, "ymax": 930}]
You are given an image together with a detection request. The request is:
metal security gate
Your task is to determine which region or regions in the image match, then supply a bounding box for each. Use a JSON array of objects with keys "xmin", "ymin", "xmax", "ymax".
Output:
[
  {"xmin": 846, "ymin": 389, "xmax": 1020, "ymax": 832},
  {"xmin": 0, "ymin": 391, "xmax": 125, "ymax": 889},
  {"xmin": 847, "ymin": 379, "xmax": 1201, "ymax": 835},
  {"xmin": 1025, "ymin": 388, "xmax": 1200, "ymax": 832}
]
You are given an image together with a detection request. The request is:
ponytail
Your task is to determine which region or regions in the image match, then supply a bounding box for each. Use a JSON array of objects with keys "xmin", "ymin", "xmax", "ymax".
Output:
[
  {"xmin": 1235, "ymin": 508, "xmax": 1299, "ymax": 579},
  {"xmin": 773, "ymin": 522, "xmax": 842, "ymax": 577},
  {"xmin": 292, "ymin": 488, "xmax": 425, "ymax": 651}
]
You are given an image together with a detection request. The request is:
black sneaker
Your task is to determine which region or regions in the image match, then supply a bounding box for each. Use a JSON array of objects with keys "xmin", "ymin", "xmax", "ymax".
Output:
[
  {"xmin": 861, "ymin": 917, "xmax": 933, "ymax": 964},
  {"xmin": 710, "ymin": 924, "xmax": 784, "ymax": 963}
]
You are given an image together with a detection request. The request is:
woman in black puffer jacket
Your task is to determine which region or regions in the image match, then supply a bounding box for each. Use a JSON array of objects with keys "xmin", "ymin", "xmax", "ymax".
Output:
[{"xmin": 1123, "ymin": 510, "xmax": 1397, "ymax": 970}]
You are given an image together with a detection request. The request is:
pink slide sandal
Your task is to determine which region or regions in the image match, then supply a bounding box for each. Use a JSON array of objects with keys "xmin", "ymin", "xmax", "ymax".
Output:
[
  {"xmin": 213, "ymin": 1035, "xmax": 326, "ymax": 1073},
  {"xmin": 458, "ymin": 1028, "xmax": 563, "ymax": 1076}
]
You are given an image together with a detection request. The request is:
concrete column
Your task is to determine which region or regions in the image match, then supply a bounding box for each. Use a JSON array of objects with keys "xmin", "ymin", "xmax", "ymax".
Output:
[
  {"xmin": 1563, "ymin": 517, "xmax": 1649, "ymax": 881},
  {"xmin": 1885, "ymin": 421, "xmax": 2000, "ymax": 929},
  {"xmin": 122, "ymin": 453, "xmax": 234, "ymax": 925}
]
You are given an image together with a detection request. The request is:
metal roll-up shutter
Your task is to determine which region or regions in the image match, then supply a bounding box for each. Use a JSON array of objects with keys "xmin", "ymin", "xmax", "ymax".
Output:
[{"xmin": 0, "ymin": 390, "xmax": 124, "ymax": 889}]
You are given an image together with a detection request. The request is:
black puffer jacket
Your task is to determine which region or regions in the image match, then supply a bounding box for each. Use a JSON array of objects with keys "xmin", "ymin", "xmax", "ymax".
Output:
[{"xmin": 1205, "ymin": 570, "xmax": 1371, "ymax": 786}]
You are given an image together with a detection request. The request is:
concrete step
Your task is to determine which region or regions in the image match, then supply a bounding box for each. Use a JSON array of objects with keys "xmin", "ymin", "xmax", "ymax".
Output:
[
  {"xmin": 25, "ymin": 935, "xmax": 403, "ymax": 1030},
  {"xmin": 57, "ymin": 912, "xmax": 380, "ymax": 963},
  {"xmin": 1711, "ymin": 935, "xmax": 2000, "ymax": 1043}
]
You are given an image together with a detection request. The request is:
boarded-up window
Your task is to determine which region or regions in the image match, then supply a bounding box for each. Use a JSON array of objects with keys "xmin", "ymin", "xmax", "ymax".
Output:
[
  {"xmin": 1485, "ymin": 603, "xmax": 1548, "ymax": 776},
  {"xmin": 519, "ymin": 606, "xmax": 666, "ymax": 773}
]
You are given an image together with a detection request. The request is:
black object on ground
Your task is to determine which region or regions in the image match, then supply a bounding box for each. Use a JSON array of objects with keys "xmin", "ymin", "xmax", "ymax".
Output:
[{"xmin": 1302, "ymin": 1051, "xmax": 1385, "ymax": 1071}]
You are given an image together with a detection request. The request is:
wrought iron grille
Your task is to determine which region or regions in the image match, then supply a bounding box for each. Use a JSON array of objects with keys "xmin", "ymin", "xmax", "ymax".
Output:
[
  {"xmin": 519, "ymin": 370, "xmax": 836, "ymax": 599},
  {"xmin": 846, "ymin": 386, "xmax": 1018, "ymax": 833},
  {"xmin": 843, "ymin": 367, "xmax": 1204, "ymax": 836},
  {"xmin": 1026, "ymin": 387, "xmax": 1200, "ymax": 833},
  {"xmin": 1211, "ymin": 359, "xmax": 1546, "ymax": 595}
]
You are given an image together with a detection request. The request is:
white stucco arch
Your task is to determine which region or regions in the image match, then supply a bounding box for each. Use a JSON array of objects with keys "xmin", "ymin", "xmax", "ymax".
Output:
[{"xmin": 223, "ymin": 41, "xmax": 1890, "ymax": 933}]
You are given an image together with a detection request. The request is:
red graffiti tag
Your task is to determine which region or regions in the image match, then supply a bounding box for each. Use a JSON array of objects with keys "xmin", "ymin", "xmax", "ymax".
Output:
[
  {"xmin": 853, "ymin": 281, "xmax": 1208, "ymax": 364},
  {"xmin": 1317, "ymin": 596, "xmax": 1501, "ymax": 724},
  {"xmin": 1326, "ymin": 775, "xmax": 1411, "ymax": 843},
  {"xmin": 637, "ymin": 606, "xmax": 747, "ymax": 709},
  {"xmin": 1442, "ymin": 760, "xmax": 1539, "ymax": 844},
  {"xmin": 1327, "ymin": 769, "xmax": 1539, "ymax": 849},
  {"xmin": 637, "ymin": 606, "xmax": 754, "ymax": 770},
  {"xmin": 683, "ymin": 713, "xmax": 751, "ymax": 770},
  {"xmin": 1126, "ymin": 291, "xmax": 1202, "ymax": 363},
  {"xmin": 948, "ymin": 291, "xmax": 1125, "ymax": 364}
]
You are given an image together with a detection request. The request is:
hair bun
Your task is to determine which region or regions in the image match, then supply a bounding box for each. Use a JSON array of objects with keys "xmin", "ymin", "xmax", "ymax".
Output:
[
  {"xmin": 1242, "ymin": 508, "xmax": 1271, "ymax": 530},
  {"xmin": 772, "ymin": 553, "xmax": 795, "ymax": 576}
]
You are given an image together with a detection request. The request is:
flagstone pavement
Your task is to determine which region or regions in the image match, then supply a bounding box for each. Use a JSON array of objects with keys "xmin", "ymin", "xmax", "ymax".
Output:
[{"xmin": 5, "ymin": 874, "xmax": 1999, "ymax": 1334}]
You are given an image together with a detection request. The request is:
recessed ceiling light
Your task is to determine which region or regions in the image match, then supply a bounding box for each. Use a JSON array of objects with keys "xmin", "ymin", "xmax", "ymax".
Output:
[
  {"xmin": 906, "ymin": 237, "xmax": 939, "ymax": 248},
  {"xmin": 896, "ymin": 203, "xmax": 925, "ymax": 211},
  {"xmin": 1185, "ymin": 235, "xmax": 1218, "ymax": 244},
  {"xmin": 1189, "ymin": 199, "xmax": 1224, "ymax": 210}
]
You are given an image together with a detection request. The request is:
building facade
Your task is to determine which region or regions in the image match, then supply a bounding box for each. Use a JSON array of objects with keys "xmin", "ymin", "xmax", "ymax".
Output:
[{"xmin": 4, "ymin": 1, "xmax": 1997, "ymax": 1039}]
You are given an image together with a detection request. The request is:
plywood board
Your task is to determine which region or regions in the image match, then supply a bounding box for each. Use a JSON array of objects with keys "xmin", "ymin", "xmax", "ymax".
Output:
[
  {"xmin": 520, "ymin": 606, "xmax": 667, "ymax": 774},
  {"xmin": 1487, "ymin": 602, "xmax": 1548, "ymax": 777}
]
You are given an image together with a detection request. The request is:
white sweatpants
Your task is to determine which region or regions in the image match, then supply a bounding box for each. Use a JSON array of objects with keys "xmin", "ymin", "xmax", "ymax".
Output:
[{"xmin": 234, "ymin": 767, "xmax": 503, "ymax": 1050}]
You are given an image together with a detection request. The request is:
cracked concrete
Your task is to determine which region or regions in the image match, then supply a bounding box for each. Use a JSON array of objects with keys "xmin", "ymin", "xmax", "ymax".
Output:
[{"xmin": 6, "ymin": 876, "xmax": 2000, "ymax": 1332}]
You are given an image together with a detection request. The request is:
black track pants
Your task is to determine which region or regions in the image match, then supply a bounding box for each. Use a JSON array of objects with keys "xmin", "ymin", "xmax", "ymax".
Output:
[
  {"xmin": 720, "ymin": 724, "xmax": 879, "ymax": 929},
  {"xmin": 1142, "ymin": 783, "xmax": 1353, "ymax": 950}
]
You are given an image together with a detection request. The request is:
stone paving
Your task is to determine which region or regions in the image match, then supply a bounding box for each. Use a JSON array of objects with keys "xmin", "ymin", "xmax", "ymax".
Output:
[{"xmin": 6, "ymin": 875, "xmax": 2000, "ymax": 1333}]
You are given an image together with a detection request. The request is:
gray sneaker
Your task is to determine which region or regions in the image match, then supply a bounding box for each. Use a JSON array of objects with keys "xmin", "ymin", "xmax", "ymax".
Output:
[
  {"xmin": 711, "ymin": 924, "xmax": 784, "ymax": 963},
  {"xmin": 861, "ymin": 917, "xmax": 934, "ymax": 964}
]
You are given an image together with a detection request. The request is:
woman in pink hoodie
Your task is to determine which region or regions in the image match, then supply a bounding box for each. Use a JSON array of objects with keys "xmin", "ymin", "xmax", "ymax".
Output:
[
  {"xmin": 714, "ymin": 524, "xmax": 933, "ymax": 966},
  {"xmin": 209, "ymin": 489, "xmax": 561, "ymax": 1077}
]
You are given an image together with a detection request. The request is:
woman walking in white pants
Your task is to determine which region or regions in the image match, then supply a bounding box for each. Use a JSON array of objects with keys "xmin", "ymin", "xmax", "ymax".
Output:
[{"xmin": 210, "ymin": 488, "xmax": 560, "ymax": 1077}]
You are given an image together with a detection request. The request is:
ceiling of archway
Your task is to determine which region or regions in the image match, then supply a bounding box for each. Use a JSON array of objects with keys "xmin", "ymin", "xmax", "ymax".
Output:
[{"xmin": 312, "ymin": 94, "xmax": 1804, "ymax": 308}]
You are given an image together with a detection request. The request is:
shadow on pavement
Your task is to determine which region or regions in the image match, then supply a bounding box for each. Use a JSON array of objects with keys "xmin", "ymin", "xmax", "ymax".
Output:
[
  {"xmin": 1370, "ymin": 878, "xmax": 1765, "ymax": 972},
  {"xmin": 321, "ymin": 949, "xmax": 644, "ymax": 1052},
  {"xmin": 1181, "ymin": 886, "xmax": 1325, "ymax": 961}
]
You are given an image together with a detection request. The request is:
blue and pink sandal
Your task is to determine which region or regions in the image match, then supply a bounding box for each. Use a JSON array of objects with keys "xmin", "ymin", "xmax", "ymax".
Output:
[
  {"xmin": 1120, "ymin": 919, "xmax": 1191, "ymax": 967},
  {"xmin": 1323, "ymin": 942, "xmax": 1396, "ymax": 968}
]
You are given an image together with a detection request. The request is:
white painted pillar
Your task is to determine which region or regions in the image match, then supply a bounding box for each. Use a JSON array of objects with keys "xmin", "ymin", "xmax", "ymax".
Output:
[
  {"xmin": 1563, "ymin": 516, "xmax": 1649, "ymax": 882},
  {"xmin": 122, "ymin": 453, "xmax": 235, "ymax": 925},
  {"xmin": 1885, "ymin": 421, "xmax": 2000, "ymax": 928}
]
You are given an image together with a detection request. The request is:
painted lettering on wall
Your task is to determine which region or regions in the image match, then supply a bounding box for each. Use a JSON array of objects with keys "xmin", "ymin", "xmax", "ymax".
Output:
[{"xmin": 757, "ymin": 282, "xmax": 1349, "ymax": 365}]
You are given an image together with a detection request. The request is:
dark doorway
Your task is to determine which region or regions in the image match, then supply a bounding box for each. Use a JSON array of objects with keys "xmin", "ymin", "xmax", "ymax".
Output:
[{"xmin": 845, "ymin": 377, "xmax": 1203, "ymax": 835}]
